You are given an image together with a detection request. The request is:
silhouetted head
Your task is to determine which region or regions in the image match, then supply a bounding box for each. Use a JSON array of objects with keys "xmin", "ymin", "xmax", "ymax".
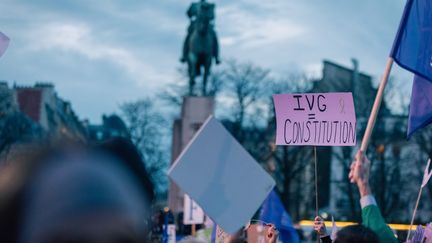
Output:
[
  {"xmin": 19, "ymin": 150, "xmax": 152, "ymax": 243},
  {"xmin": 95, "ymin": 137, "xmax": 155, "ymax": 203},
  {"xmin": 0, "ymin": 142, "xmax": 154, "ymax": 243},
  {"xmin": 334, "ymin": 225, "xmax": 380, "ymax": 243}
]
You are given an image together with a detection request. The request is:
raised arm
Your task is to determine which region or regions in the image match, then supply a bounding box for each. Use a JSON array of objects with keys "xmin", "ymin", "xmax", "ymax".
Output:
[
  {"xmin": 186, "ymin": 3, "xmax": 196, "ymax": 18},
  {"xmin": 349, "ymin": 151, "xmax": 397, "ymax": 243}
]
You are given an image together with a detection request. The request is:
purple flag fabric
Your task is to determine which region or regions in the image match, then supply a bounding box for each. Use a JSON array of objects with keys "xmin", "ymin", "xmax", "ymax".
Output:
[
  {"xmin": 408, "ymin": 76, "xmax": 432, "ymax": 138},
  {"xmin": 390, "ymin": 0, "xmax": 432, "ymax": 81},
  {"xmin": 0, "ymin": 32, "xmax": 10, "ymax": 58},
  {"xmin": 389, "ymin": 0, "xmax": 432, "ymax": 137}
]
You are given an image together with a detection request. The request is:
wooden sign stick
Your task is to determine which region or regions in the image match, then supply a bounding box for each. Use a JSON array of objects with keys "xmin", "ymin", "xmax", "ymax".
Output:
[
  {"xmin": 314, "ymin": 146, "xmax": 319, "ymax": 243},
  {"xmin": 192, "ymin": 224, "xmax": 196, "ymax": 237}
]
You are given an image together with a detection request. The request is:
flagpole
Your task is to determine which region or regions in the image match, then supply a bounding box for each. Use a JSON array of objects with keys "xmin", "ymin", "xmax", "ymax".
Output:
[
  {"xmin": 360, "ymin": 58, "xmax": 394, "ymax": 152},
  {"xmin": 407, "ymin": 186, "xmax": 423, "ymax": 240}
]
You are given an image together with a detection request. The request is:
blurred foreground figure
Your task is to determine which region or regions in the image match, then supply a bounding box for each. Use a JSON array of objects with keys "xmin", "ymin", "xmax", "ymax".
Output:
[
  {"xmin": 95, "ymin": 138, "xmax": 155, "ymax": 206},
  {"xmin": 0, "ymin": 142, "xmax": 153, "ymax": 243},
  {"xmin": 212, "ymin": 223, "xmax": 277, "ymax": 243}
]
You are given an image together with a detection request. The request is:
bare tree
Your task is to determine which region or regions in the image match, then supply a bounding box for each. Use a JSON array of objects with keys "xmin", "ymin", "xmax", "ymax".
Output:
[
  {"xmin": 121, "ymin": 98, "xmax": 169, "ymax": 196},
  {"xmin": 383, "ymin": 76, "xmax": 410, "ymax": 115},
  {"xmin": 332, "ymin": 146, "xmax": 361, "ymax": 220},
  {"xmin": 218, "ymin": 59, "xmax": 270, "ymax": 142},
  {"xmin": 0, "ymin": 112, "xmax": 43, "ymax": 163}
]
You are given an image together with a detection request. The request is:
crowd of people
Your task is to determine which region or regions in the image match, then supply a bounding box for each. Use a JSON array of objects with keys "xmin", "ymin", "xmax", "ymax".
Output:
[{"xmin": 0, "ymin": 136, "xmax": 423, "ymax": 243}]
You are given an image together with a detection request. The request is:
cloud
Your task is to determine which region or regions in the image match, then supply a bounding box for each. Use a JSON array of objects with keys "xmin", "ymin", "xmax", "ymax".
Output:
[
  {"xmin": 218, "ymin": 3, "xmax": 306, "ymax": 48},
  {"xmin": 28, "ymin": 22, "xmax": 171, "ymax": 88}
]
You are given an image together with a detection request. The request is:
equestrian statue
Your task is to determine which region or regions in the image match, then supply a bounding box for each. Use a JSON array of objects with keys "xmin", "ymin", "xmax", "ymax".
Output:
[{"xmin": 180, "ymin": 0, "xmax": 220, "ymax": 96}]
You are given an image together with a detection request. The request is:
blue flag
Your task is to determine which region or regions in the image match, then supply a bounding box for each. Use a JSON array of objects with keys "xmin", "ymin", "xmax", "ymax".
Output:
[
  {"xmin": 390, "ymin": 0, "xmax": 432, "ymax": 81},
  {"xmin": 211, "ymin": 224, "xmax": 216, "ymax": 243},
  {"xmin": 259, "ymin": 190, "xmax": 300, "ymax": 243},
  {"xmin": 408, "ymin": 76, "xmax": 432, "ymax": 137},
  {"xmin": 390, "ymin": 0, "xmax": 432, "ymax": 137}
]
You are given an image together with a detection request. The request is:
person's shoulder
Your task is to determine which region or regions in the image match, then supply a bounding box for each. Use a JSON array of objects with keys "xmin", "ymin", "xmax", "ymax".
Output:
[{"xmin": 320, "ymin": 235, "xmax": 332, "ymax": 243}]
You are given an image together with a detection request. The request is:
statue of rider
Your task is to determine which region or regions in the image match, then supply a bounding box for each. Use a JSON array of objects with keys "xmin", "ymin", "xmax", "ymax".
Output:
[{"xmin": 180, "ymin": 0, "xmax": 220, "ymax": 64}]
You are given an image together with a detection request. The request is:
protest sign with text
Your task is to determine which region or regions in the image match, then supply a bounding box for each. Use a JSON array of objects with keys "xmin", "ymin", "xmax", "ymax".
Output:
[
  {"xmin": 183, "ymin": 194, "xmax": 205, "ymax": 225},
  {"xmin": 273, "ymin": 92, "xmax": 356, "ymax": 146}
]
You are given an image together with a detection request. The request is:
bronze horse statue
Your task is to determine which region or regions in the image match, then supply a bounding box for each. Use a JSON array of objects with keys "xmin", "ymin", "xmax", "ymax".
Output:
[{"xmin": 181, "ymin": 0, "xmax": 220, "ymax": 96}]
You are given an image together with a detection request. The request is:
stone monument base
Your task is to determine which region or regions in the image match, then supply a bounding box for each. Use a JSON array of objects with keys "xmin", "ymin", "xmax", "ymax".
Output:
[{"xmin": 168, "ymin": 96, "xmax": 215, "ymax": 213}]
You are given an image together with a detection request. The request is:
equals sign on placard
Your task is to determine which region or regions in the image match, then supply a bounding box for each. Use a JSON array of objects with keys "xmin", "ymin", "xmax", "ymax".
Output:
[{"xmin": 308, "ymin": 113, "xmax": 316, "ymax": 120}]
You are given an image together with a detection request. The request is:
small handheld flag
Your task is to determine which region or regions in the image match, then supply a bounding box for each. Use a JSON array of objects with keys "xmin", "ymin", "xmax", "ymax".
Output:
[
  {"xmin": 0, "ymin": 32, "xmax": 10, "ymax": 58},
  {"xmin": 408, "ymin": 159, "xmax": 432, "ymax": 240},
  {"xmin": 421, "ymin": 159, "xmax": 432, "ymax": 188},
  {"xmin": 421, "ymin": 224, "xmax": 432, "ymax": 243},
  {"xmin": 330, "ymin": 216, "xmax": 337, "ymax": 241},
  {"xmin": 407, "ymin": 225, "xmax": 425, "ymax": 243}
]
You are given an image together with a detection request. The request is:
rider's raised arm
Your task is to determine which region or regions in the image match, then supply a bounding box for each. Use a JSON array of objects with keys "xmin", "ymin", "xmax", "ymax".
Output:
[{"xmin": 187, "ymin": 3, "xmax": 197, "ymax": 18}]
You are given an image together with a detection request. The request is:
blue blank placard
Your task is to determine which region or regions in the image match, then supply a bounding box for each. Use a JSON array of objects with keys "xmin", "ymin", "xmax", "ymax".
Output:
[{"xmin": 168, "ymin": 116, "xmax": 275, "ymax": 234}]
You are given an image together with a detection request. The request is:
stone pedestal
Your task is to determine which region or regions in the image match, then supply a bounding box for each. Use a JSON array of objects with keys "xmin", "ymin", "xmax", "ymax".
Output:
[{"xmin": 168, "ymin": 96, "xmax": 215, "ymax": 213}]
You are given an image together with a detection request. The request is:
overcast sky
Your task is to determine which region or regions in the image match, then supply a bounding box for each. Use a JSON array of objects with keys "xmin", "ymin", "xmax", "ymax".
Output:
[{"xmin": 0, "ymin": 0, "xmax": 411, "ymax": 122}]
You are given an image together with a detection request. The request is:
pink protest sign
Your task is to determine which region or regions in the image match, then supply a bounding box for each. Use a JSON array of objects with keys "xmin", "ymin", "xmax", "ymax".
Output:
[{"xmin": 273, "ymin": 92, "xmax": 356, "ymax": 146}]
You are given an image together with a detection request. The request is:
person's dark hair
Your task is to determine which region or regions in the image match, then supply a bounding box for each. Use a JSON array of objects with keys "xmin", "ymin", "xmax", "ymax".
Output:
[
  {"xmin": 94, "ymin": 137, "xmax": 155, "ymax": 203},
  {"xmin": 334, "ymin": 225, "xmax": 380, "ymax": 243},
  {"xmin": 0, "ymin": 139, "xmax": 154, "ymax": 243},
  {"xmin": 0, "ymin": 143, "xmax": 60, "ymax": 243}
]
